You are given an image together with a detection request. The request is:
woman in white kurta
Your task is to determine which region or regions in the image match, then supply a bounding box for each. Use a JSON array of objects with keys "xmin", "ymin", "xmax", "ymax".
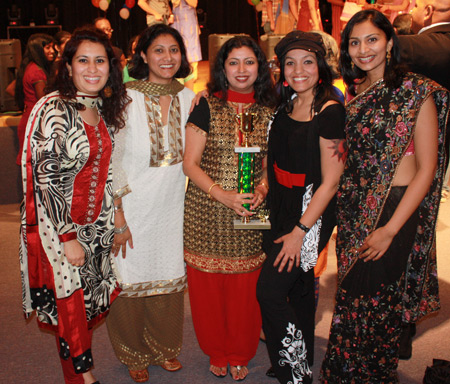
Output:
[{"xmin": 105, "ymin": 24, "xmax": 194, "ymax": 384}]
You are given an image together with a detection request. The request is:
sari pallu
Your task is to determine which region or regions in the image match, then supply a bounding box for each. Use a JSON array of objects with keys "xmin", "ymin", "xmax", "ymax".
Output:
[{"xmin": 337, "ymin": 73, "xmax": 448, "ymax": 322}]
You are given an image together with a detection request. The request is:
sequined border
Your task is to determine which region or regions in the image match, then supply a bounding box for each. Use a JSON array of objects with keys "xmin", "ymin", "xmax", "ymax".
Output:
[
  {"xmin": 186, "ymin": 122, "xmax": 207, "ymax": 137},
  {"xmin": 119, "ymin": 275, "xmax": 187, "ymax": 297},
  {"xmin": 113, "ymin": 184, "xmax": 132, "ymax": 200},
  {"xmin": 184, "ymin": 249, "xmax": 266, "ymax": 274}
]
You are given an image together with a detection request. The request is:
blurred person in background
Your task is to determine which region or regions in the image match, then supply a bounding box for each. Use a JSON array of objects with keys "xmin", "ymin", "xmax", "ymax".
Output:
[
  {"xmin": 172, "ymin": 0, "xmax": 202, "ymax": 90},
  {"xmin": 14, "ymin": 33, "xmax": 55, "ymax": 165}
]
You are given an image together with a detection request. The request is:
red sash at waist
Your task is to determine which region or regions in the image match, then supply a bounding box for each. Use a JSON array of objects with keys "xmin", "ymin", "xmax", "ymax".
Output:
[{"xmin": 273, "ymin": 162, "xmax": 305, "ymax": 188}]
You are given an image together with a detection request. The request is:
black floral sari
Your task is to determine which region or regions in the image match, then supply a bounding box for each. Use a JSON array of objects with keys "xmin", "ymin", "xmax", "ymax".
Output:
[{"xmin": 320, "ymin": 73, "xmax": 449, "ymax": 383}]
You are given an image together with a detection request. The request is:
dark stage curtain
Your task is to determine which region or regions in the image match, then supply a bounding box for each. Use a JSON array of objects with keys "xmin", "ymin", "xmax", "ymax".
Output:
[{"xmin": 1, "ymin": 0, "xmax": 260, "ymax": 57}]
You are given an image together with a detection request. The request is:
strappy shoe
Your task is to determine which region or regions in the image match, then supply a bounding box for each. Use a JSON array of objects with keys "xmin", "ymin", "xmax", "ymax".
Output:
[
  {"xmin": 160, "ymin": 358, "xmax": 182, "ymax": 372},
  {"xmin": 210, "ymin": 364, "xmax": 227, "ymax": 378},
  {"xmin": 230, "ymin": 365, "xmax": 248, "ymax": 381},
  {"xmin": 128, "ymin": 368, "xmax": 149, "ymax": 383}
]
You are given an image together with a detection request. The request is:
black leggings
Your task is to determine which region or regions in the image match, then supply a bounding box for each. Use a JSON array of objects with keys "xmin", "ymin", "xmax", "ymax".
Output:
[{"xmin": 257, "ymin": 242, "xmax": 315, "ymax": 384}]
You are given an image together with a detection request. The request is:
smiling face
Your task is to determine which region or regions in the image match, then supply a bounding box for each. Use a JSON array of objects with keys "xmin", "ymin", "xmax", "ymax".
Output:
[
  {"xmin": 283, "ymin": 49, "xmax": 319, "ymax": 96},
  {"xmin": 44, "ymin": 43, "xmax": 55, "ymax": 62},
  {"xmin": 67, "ymin": 40, "xmax": 110, "ymax": 95},
  {"xmin": 224, "ymin": 46, "xmax": 258, "ymax": 94},
  {"xmin": 141, "ymin": 34, "xmax": 181, "ymax": 84},
  {"xmin": 348, "ymin": 20, "xmax": 393, "ymax": 83}
]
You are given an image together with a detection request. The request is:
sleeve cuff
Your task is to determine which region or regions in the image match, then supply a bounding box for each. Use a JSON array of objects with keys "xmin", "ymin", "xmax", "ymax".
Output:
[
  {"xmin": 58, "ymin": 232, "xmax": 78, "ymax": 243},
  {"xmin": 114, "ymin": 184, "xmax": 132, "ymax": 200}
]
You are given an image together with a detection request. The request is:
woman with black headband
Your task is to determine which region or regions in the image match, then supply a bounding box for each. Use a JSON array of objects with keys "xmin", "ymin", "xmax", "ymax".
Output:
[{"xmin": 256, "ymin": 31, "xmax": 346, "ymax": 384}]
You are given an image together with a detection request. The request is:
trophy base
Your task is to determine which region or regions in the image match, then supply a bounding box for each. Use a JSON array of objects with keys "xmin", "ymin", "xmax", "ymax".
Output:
[
  {"xmin": 233, "ymin": 218, "xmax": 271, "ymax": 230},
  {"xmin": 235, "ymin": 146, "xmax": 260, "ymax": 153}
]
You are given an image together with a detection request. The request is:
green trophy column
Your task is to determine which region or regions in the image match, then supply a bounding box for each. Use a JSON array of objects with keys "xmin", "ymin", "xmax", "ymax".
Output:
[{"xmin": 237, "ymin": 152, "xmax": 255, "ymax": 210}]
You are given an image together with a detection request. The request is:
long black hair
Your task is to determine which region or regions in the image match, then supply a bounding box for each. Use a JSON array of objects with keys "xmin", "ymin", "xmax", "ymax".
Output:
[
  {"xmin": 208, "ymin": 35, "xmax": 278, "ymax": 108},
  {"xmin": 54, "ymin": 27, "xmax": 130, "ymax": 131},
  {"xmin": 340, "ymin": 9, "xmax": 405, "ymax": 96},
  {"xmin": 15, "ymin": 33, "xmax": 55, "ymax": 110},
  {"xmin": 129, "ymin": 24, "xmax": 191, "ymax": 80}
]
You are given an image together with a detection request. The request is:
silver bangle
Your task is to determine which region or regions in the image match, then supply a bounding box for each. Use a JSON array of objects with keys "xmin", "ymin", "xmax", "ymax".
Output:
[
  {"xmin": 114, "ymin": 203, "xmax": 123, "ymax": 213},
  {"xmin": 114, "ymin": 223, "xmax": 128, "ymax": 234}
]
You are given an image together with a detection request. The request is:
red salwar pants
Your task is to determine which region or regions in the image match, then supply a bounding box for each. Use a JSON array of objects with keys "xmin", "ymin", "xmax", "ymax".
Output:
[
  {"xmin": 56, "ymin": 329, "xmax": 93, "ymax": 384},
  {"xmin": 187, "ymin": 265, "xmax": 262, "ymax": 368}
]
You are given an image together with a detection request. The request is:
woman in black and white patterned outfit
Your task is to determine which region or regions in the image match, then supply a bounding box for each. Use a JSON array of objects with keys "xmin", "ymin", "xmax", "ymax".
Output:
[{"xmin": 19, "ymin": 28, "xmax": 130, "ymax": 384}]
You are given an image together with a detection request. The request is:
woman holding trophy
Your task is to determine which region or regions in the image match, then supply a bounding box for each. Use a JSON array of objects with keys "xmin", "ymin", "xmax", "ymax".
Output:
[
  {"xmin": 183, "ymin": 35, "xmax": 278, "ymax": 381},
  {"xmin": 256, "ymin": 31, "xmax": 346, "ymax": 384}
]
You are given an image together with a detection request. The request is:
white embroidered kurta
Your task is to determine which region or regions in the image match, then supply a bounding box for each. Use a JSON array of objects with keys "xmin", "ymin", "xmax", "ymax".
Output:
[{"xmin": 113, "ymin": 86, "xmax": 194, "ymax": 297}]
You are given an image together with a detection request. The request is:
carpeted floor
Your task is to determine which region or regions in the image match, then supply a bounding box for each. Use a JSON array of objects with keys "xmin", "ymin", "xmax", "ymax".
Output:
[{"xmin": 1, "ymin": 198, "xmax": 449, "ymax": 383}]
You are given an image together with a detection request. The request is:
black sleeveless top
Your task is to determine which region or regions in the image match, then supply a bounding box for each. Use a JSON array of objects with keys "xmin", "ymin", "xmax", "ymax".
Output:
[{"xmin": 264, "ymin": 102, "xmax": 345, "ymax": 253}]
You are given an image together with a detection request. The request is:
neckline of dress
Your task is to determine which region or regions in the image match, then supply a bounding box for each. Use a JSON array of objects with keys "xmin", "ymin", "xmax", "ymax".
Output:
[{"xmin": 352, "ymin": 78, "xmax": 384, "ymax": 104}]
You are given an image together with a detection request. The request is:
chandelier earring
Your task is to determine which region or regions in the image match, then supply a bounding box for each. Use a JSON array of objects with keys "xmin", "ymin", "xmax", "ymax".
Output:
[{"xmin": 386, "ymin": 50, "xmax": 391, "ymax": 65}]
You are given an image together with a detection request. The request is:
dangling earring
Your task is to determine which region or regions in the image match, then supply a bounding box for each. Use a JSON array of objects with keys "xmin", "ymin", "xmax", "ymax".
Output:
[
  {"xmin": 283, "ymin": 80, "xmax": 289, "ymax": 87},
  {"xmin": 386, "ymin": 50, "xmax": 391, "ymax": 66},
  {"xmin": 351, "ymin": 61, "xmax": 355, "ymax": 70}
]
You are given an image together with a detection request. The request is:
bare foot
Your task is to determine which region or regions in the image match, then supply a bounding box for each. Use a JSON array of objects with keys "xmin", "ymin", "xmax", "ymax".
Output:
[
  {"xmin": 82, "ymin": 371, "xmax": 97, "ymax": 384},
  {"xmin": 230, "ymin": 365, "xmax": 248, "ymax": 381},
  {"xmin": 210, "ymin": 364, "xmax": 227, "ymax": 377}
]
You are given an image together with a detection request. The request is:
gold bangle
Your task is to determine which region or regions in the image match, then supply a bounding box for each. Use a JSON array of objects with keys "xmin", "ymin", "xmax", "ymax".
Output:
[{"xmin": 207, "ymin": 182, "xmax": 221, "ymax": 200}]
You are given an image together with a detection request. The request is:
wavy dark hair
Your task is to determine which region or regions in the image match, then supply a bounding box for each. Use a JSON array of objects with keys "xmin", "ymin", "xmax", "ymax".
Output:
[
  {"xmin": 208, "ymin": 35, "xmax": 278, "ymax": 108},
  {"xmin": 15, "ymin": 33, "xmax": 55, "ymax": 110},
  {"xmin": 277, "ymin": 36, "xmax": 342, "ymax": 115},
  {"xmin": 53, "ymin": 28, "xmax": 130, "ymax": 131},
  {"xmin": 340, "ymin": 9, "xmax": 405, "ymax": 96},
  {"xmin": 129, "ymin": 24, "xmax": 191, "ymax": 80}
]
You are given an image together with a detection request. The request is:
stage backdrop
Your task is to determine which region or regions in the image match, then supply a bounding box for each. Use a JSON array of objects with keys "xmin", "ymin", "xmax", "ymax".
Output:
[{"xmin": 0, "ymin": 0, "xmax": 260, "ymax": 59}]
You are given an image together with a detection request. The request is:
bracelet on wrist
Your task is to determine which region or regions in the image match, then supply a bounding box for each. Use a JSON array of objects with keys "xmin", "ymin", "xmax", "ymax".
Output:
[
  {"xmin": 114, "ymin": 223, "xmax": 128, "ymax": 234},
  {"xmin": 114, "ymin": 203, "xmax": 123, "ymax": 213},
  {"xmin": 207, "ymin": 182, "xmax": 221, "ymax": 200},
  {"xmin": 296, "ymin": 221, "xmax": 311, "ymax": 233}
]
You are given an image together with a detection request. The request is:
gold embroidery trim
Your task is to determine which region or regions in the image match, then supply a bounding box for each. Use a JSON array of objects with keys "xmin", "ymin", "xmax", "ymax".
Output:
[
  {"xmin": 144, "ymin": 94, "xmax": 183, "ymax": 167},
  {"xmin": 113, "ymin": 184, "xmax": 132, "ymax": 200},
  {"xmin": 184, "ymin": 249, "xmax": 266, "ymax": 274},
  {"xmin": 186, "ymin": 122, "xmax": 207, "ymax": 137},
  {"xmin": 119, "ymin": 275, "xmax": 187, "ymax": 297}
]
